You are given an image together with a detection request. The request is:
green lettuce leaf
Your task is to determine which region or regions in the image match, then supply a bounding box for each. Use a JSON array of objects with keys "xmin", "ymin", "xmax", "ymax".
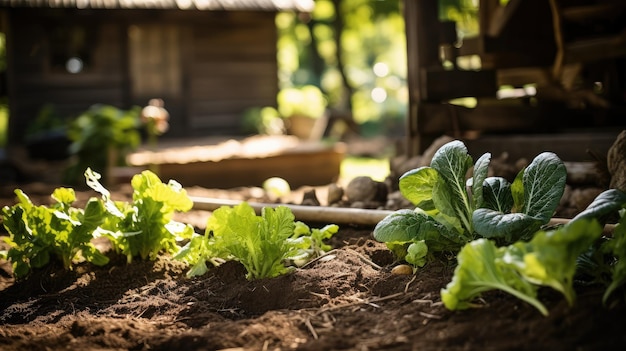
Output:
[
  {"xmin": 471, "ymin": 152, "xmax": 491, "ymax": 209},
  {"xmin": 481, "ymin": 177, "xmax": 513, "ymax": 213},
  {"xmin": 399, "ymin": 167, "xmax": 438, "ymax": 211},
  {"xmin": 207, "ymin": 203, "xmax": 306, "ymax": 279},
  {"xmin": 441, "ymin": 238, "xmax": 547, "ymax": 315},
  {"xmin": 572, "ymin": 189, "xmax": 626, "ymax": 224},
  {"xmin": 503, "ymin": 219, "xmax": 603, "ymax": 305},
  {"xmin": 91, "ymin": 169, "xmax": 194, "ymax": 262},
  {"xmin": 521, "ymin": 152, "xmax": 567, "ymax": 221},
  {"xmin": 2, "ymin": 188, "xmax": 109, "ymax": 279},
  {"xmin": 373, "ymin": 209, "xmax": 465, "ymax": 252},
  {"xmin": 406, "ymin": 240, "xmax": 428, "ymax": 267}
]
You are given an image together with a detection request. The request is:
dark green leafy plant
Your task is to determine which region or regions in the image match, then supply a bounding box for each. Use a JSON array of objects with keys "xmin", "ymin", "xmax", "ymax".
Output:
[
  {"xmin": 86, "ymin": 168, "xmax": 194, "ymax": 263},
  {"xmin": 65, "ymin": 104, "xmax": 141, "ymax": 184},
  {"xmin": 442, "ymin": 189, "xmax": 626, "ymax": 316},
  {"xmin": 374, "ymin": 140, "xmax": 567, "ymax": 266},
  {"xmin": 1, "ymin": 187, "xmax": 109, "ymax": 279},
  {"xmin": 570, "ymin": 189, "xmax": 626, "ymax": 304}
]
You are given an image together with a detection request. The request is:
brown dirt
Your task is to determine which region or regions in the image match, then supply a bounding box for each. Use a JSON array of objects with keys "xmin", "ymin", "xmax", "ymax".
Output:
[{"xmin": 1, "ymin": 184, "xmax": 625, "ymax": 351}]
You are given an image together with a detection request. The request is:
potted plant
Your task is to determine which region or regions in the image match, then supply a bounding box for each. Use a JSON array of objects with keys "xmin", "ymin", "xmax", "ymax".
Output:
[{"xmin": 278, "ymin": 85, "xmax": 328, "ymax": 140}]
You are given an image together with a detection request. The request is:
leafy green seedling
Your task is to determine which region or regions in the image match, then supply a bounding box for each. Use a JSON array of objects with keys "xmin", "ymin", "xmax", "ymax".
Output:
[
  {"xmin": 440, "ymin": 238, "xmax": 546, "ymax": 315},
  {"xmin": 1, "ymin": 187, "xmax": 109, "ymax": 279},
  {"xmin": 443, "ymin": 189, "xmax": 626, "ymax": 315},
  {"xmin": 86, "ymin": 168, "xmax": 195, "ymax": 262},
  {"xmin": 176, "ymin": 203, "xmax": 339, "ymax": 279}
]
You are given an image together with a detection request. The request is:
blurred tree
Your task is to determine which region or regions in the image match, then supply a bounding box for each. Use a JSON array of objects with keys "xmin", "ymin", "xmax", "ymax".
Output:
[
  {"xmin": 277, "ymin": 0, "xmax": 407, "ymax": 136},
  {"xmin": 275, "ymin": 0, "xmax": 481, "ymax": 137}
]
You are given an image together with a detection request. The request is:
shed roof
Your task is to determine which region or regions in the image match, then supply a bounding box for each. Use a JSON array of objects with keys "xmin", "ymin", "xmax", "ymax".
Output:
[{"xmin": 0, "ymin": 0, "xmax": 314, "ymax": 11}]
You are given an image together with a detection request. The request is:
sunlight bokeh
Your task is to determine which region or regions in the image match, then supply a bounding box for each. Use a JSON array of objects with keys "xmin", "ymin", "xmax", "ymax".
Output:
[{"xmin": 340, "ymin": 156, "xmax": 390, "ymax": 184}]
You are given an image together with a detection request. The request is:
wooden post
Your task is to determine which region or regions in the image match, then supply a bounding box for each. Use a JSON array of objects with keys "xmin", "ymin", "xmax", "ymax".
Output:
[{"xmin": 404, "ymin": 0, "xmax": 441, "ymax": 157}]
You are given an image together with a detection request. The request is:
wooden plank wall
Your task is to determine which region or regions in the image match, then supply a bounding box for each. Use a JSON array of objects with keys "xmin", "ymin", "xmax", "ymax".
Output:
[
  {"xmin": 4, "ymin": 9, "xmax": 279, "ymax": 143},
  {"xmin": 6, "ymin": 9, "xmax": 126, "ymax": 144},
  {"xmin": 187, "ymin": 12, "xmax": 278, "ymax": 135}
]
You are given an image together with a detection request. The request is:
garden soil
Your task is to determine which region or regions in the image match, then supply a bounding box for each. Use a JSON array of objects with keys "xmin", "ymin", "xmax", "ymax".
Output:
[{"xmin": 1, "ymin": 184, "xmax": 625, "ymax": 351}]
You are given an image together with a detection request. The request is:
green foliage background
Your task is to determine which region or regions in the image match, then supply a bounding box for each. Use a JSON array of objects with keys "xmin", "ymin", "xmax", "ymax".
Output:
[
  {"xmin": 277, "ymin": 0, "xmax": 479, "ymax": 135},
  {"xmin": 277, "ymin": 0, "xmax": 407, "ymax": 130}
]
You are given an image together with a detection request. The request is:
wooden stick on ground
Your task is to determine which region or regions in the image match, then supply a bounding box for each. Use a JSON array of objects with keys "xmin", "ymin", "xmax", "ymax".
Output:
[
  {"xmin": 190, "ymin": 197, "xmax": 617, "ymax": 234},
  {"xmin": 190, "ymin": 197, "xmax": 393, "ymax": 227}
]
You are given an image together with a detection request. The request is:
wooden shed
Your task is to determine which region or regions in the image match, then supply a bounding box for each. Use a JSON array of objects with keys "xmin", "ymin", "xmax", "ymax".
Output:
[
  {"xmin": 0, "ymin": 0, "xmax": 313, "ymax": 145},
  {"xmin": 404, "ymin": 0, "xmax": 626, "ymax": 161}
]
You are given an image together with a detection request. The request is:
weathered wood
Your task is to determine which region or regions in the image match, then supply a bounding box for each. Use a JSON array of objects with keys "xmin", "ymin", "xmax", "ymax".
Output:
[
  {"xmin": 190, "ymin": 197, "xmax": 617, "ymax": 235},
  {"xmin": 127, "ymin": 138, "xmax": 346, "ymax": 189},
  {"xmin": 2, "ymin": 6, "xmax": 280, "ymax": 143},
  {"xmin": 420, "ymin": 68, "xmax": 497, "ymax": 101},
  {"xmin": 465, "ymin": 131, "xmax": 621, "ymax": 163},
  {"xmin": 404, "ymin": 0, "xmax": 444, "ymax": 156},
  {"xmin": 191, "ymin": 197, "xmax": 392, "ymax": 227},
  {"xmin": 417, "ymin": 102, "xmax": 544, "ymax": 135},
  {"xmin": 561, "ymin": 3, "xmax": 624, "ymax": 23},
  {"xmin": 563, "ymin": 34, "xmax": 626, "ymax": 64}
]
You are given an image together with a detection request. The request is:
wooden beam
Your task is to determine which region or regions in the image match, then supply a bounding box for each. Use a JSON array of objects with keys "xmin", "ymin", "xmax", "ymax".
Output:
[
  {"xmin": 404, "ymin": 0, "xmax": 441, "ymax": 156},
  {"xmin": 563, "ymin": 32, "xmax": 626, "ymax": 64},
  {"xmin": 418, "ymin": 102, "xmax": 544, "ymax": 135},
  {"xmin": 420, "ymin": 68, "xmax": 496, "ymax": 101}
]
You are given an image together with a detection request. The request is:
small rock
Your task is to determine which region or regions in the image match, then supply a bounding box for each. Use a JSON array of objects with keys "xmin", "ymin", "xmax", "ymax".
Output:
[
  {"xmin": 386, "ymin": 190, "xmax": 413, "ymax": 210},
  {"xmin": 327, "ymin": 183, "xmax": 344, "ymax": 205},
  {"xmin": 301, "ymin": 189, "xmax": 320, "ymax": 206},
  {"xmin": 345, "ymin": 176, "xmax": 387, "ymax": 203},
  {"xmin": 391, "ymin": 264, "xmax": 414, "ymax": 275}
]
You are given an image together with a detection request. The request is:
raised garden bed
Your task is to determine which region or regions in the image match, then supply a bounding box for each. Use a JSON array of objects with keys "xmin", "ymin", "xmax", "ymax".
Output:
[{"xmin": 124, "ymin": 135, "xmax": 346, "ymax": 189}]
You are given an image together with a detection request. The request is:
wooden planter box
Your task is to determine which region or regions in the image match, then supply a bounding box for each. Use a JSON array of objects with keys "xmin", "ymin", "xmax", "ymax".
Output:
[{"xmin": 125, "ymin": 136, "xmax": 345, "ymax": 189}]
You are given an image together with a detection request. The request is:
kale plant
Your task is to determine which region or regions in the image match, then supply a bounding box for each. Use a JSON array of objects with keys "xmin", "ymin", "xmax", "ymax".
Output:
[{"xmin": 374, "ymin": 140, "xmax": 567, "ymax": 266}]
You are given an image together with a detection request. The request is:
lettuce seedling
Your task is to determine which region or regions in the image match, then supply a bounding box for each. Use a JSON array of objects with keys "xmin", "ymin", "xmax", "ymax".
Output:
[
  {"xmin": 86, "ymin": 168, "xmax": 194, "ymax": 262},
  {"xmin": 176, "ymin": 203, "xmax": 339, "ymax": 279},
  {"xmin": 1, "ymin": 187, "xmax": 109, "ymax": 279},
  {"xmin": 442, "ymin": 189, "xmax": 626, "ymax": 316},
  {"xmin": 568, "ymin": 189, "xmax": 626, "ymax": 304},
  {"xmin": 442, "ymin": 219, "xmax": 603, "ymax": 316},
  {"xmin": 205, "ymin": 202, "xmax": 309, "ymax": 280},
  {"xmin": 440, "ymin": 238, "xmax": 546, "ymax": 315},
  {"xmin": 174, "ymin": 233, "xmax": 227, "ymax": 277},
  {"xmin": 292, "ymin": 221, "xmax": 339, "ymax": 260},
  {"xmin": 374, "ymin": 140, "xmax": 567, "ymax": 265}
]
